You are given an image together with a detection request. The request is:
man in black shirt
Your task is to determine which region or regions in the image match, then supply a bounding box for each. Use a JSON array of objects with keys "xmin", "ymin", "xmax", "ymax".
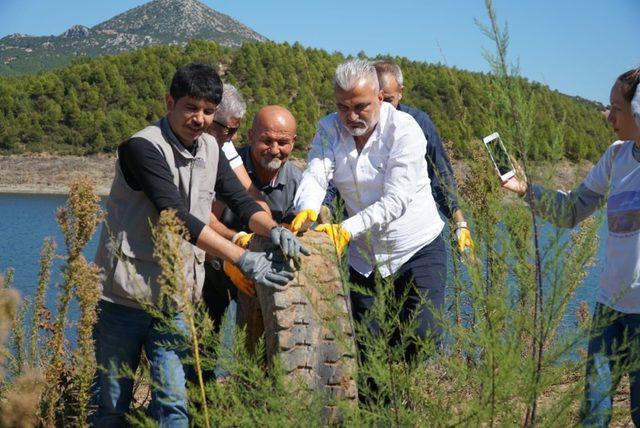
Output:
[{"xmin": 91, "ymin": 65, "xmax": 307, "ymax": 426}]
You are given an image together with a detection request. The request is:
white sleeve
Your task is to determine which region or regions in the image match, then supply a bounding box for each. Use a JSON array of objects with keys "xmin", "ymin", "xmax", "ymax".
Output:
[
  {"xmin": 221, "ymin": 142, "xmax": 243, "ymax": 169},
  {"xmin": 582, "ymin": 143, "xmax": 617, "ymax": 195},
  {"xmin": 632, "ymin": 86, "xmax": 640, "ymax": 129},
  {"xmin": 293, "ymin": 123, "xmax": 335, "ymax": 213},
  {"xmin": 341, "ymin": 123, "xmax": 427, "ymax": 238}
]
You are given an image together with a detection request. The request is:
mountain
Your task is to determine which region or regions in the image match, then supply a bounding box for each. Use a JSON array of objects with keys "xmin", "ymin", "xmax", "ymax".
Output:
[{"xmin": 0, "ymin": 0, "xmax": 267, "ymax": 75}]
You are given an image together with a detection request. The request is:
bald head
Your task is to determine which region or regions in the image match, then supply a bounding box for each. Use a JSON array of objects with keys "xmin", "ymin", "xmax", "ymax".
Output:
[
  {"xmin": 251, "ymin": 105, "xmax": 297, "ymax": 133},
  {"xmin": 249, "ymin": 105, "xmax": 297, "ymax": 175}
]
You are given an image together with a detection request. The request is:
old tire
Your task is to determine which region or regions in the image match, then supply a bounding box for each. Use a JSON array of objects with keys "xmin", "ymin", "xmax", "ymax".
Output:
[{"xmin": 237, "ymin": 230, "xmax": 358, "ymax": 420}]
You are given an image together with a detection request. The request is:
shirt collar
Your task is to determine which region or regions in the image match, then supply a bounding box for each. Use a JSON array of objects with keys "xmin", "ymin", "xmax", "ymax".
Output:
[
  {"xmin": 244, "ymin": 147, "xmax": 288, "ymax": 189},
  {"xmin": 160, "ymin": 116, "xmax": 201, "ymax": 159}
]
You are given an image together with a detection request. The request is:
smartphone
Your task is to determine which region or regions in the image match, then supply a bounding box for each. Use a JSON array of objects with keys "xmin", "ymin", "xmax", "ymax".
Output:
[{"xmin": 482, "ymin": 132, "xmax": 515, "ymax": 181}]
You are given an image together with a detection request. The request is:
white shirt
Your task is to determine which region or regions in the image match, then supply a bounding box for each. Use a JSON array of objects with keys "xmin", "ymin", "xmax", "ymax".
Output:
[
  {"xmin": 221, "ymin": 141, "xmax": 243, "ymax": 169},
  {"xmin": 294, "ymin": 102, "xmax": 444, "ymax": 278},
  {"xmin": 583, "ymin": 140, "xmax": 640, "ymax": 313}
]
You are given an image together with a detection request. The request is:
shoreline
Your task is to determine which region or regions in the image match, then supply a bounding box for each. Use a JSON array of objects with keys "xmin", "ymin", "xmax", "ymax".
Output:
[
  {"xmin": 0, "ymin": 186, "xmax": 110, "ymax": 196},
  {"xmin": 0, "ymin": 154, "xmax": 594, "ymax": 198},
  {"xmin": 0, "ymin": 154, "xmax": 115, "ymax": 197}
]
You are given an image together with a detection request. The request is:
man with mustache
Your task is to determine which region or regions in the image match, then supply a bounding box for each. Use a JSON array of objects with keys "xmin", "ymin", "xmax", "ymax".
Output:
[
  {"xmin": 203, "ymin": 105, "xmax": 302, "ymax": 330},
  {"xmin": 291, "ymin": 59, "xmax": 447, "ymax": 367},
  {"xmin": 91, "ymin": 64, "xmax": 306, "ymax": 426},
  {"xmin": 322, "ymin": 60, "xmax": 473, "ymax": 253}
]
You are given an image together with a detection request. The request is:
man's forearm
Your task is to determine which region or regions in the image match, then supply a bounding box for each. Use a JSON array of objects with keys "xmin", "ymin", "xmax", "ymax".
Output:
[
  {"xmin": 248, "ymin": 210, "xmax": 278, "ymax": 236},
  {"xmin": 233, "ymin": 165, "xmax": 272, "ymax": 215},
  {"xmin": 196, "ymin": 224, "xmax": 245, "ymax": 263},
  {"xmin": 452, "ymin": 209, "xmax": 465, "ymax": 224},
  {"xmin": 208, "ymin": 213, "xmax": 236, "ymax": 241}
]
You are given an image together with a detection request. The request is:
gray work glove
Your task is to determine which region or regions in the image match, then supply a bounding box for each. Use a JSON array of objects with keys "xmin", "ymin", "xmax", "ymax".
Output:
[
  {"xmin": 270, "ymin": 226, "xmax": 311, "ymax": 259},
  {"xmin": 236, "ymin": 250, "xmax": 295, "ymax": 290}
]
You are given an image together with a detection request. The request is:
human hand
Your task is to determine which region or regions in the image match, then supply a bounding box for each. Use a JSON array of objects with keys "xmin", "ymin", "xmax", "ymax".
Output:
[
  {"xmin": 235, "ymin": 251, "xmax": 295, "ymax": 290},
  {"xmin": 270, "ymin": 226, "xmax": 311, "ymax": 259},
  {"xmin": 290, "ymin": 209, "xmax": 318, "ymax": 233},
  {"xmin": 223, "ymin": 260, "xmax": 255, "ymax": 297},
  {"xmin": 501, "ymin": 176, "xmax": 528, "ymax": 196},
  {"xmin": 314, "ymin": 223, "xmax": 350, "ymax": 255},
  {"xmin": 232, "ymin": 231, "xmax": 254, "ymax": 248},
  {"xmin": 454, "ymin": 224, "xmax": 474, "ymax": 255}
]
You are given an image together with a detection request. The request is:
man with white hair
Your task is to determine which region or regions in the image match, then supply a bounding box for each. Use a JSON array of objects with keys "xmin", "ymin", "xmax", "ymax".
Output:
[
  {"xmin": 208, "ymin": 84, "xmax": 251, "ymax": 189},
  {"xmin": 207, "ymin": 83, "xmax": 269, "ymax": 223},
  {"xmin": 291, "ymin": 59, "xmax": 447, "ymax": 361}
]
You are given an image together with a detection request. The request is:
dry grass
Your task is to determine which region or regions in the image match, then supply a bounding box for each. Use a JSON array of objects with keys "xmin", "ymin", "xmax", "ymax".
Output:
[{"xmin": 0, "ymin": 369, "xmax": 45, "ymax": 428}]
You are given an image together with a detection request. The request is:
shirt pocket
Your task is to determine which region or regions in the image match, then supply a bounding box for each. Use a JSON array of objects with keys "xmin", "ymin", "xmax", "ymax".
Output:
[{"xmin": 366, "ymin": 154, "xmax": 387, "ymax": 175}]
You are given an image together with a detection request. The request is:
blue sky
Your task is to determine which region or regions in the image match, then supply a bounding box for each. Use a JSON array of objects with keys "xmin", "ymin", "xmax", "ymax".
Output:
[{"xmin": 0, "ymin": 0, "xmax": 638, "ymax": 104}]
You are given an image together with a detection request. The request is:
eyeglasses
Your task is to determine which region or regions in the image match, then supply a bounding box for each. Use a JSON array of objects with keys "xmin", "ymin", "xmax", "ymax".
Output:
[{"xmin": 212, "ymin": 120, "xmax": 239, "ymax": 137}]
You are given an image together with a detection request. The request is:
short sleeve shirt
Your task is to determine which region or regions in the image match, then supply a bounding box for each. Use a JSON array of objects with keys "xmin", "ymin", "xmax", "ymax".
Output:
[{"xmin": 221, "ymin": 141, "xmax": 243, "ymax": 169}]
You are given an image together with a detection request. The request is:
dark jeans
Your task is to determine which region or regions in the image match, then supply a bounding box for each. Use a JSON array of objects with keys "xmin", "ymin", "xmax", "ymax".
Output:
[
  {"xmin": 90, "ymin": 300, "xmax": 189, "ymax": 427},
  {"xmin": 349, "ymin": 234, "xmax": 447, "ymax": 362},
  {"xmin": 580, "ymin": 303, "xmax": 640, "ymax": 426}
]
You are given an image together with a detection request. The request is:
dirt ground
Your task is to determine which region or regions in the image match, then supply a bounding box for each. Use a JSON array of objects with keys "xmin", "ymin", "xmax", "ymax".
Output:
[{"xmin": 0, "ymin": 154, "xmax": 116, "ymax": 196}]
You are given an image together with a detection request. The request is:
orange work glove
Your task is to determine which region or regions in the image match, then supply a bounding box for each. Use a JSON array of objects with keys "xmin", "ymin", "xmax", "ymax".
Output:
[
  {"xmin": 290, "ymin": 209, "xmax": 318, "ymax": 233},
  {"xmin": 223, "ymin": 260, "xmax": 256, "ymax": 297},
  {"xmin": 314, "ymin": 223, "xmax": 350, "ymax": 256}
]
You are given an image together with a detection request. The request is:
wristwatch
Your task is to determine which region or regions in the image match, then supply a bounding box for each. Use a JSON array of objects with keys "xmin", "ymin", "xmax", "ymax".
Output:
[{"xmin": 455, "ymin": 221, "xmax": 468, "ymax": 230}]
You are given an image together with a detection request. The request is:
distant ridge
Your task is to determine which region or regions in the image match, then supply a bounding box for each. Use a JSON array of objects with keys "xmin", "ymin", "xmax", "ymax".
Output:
[{"xmin": 0, "ymin": 0, "xmax": 267, "ymax": 75}]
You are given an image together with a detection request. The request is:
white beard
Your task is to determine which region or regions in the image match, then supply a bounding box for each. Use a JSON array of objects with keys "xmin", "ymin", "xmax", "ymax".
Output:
[
  {"xmin": 344, "ymin": 114, "xmax": 379, "ymax": 137},
  {"xmin": 262, "ymin": 157, "xmax": 282, "ymax": 172},
  {"xmin": 346, "ymin": 124, "xmax": 370, "ymax": 137}
]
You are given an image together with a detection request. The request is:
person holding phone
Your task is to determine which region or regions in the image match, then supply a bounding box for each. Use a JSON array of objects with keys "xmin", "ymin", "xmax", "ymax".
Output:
[{"xmin": 501, "ymin": 67, "xmax": 640, "ymax": 426}]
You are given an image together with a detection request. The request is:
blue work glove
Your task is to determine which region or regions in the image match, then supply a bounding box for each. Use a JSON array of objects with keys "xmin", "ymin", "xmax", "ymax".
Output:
[
  {"xmin": 235, "ymin": 250, "xmax": 295, "ymax": 290},
  {"xmin": 270, "ymin": 226, "xmax": 311, "ymax": 259}
]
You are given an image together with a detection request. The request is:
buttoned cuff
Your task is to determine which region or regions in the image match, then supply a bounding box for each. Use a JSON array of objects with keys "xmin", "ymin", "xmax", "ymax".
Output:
[{"xmin": 341, "ymin": 214, "xmax": 366, "ymax": 238}]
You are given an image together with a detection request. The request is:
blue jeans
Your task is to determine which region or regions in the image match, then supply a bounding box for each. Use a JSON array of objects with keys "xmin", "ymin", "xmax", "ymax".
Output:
[
  {"xmin": 90, "ymin": 300, "xmax": 189, "ymax": 427},
  {"xmin": 349, "ymin": 235, "xmax": 447, "ymax": 361},
  {"xmin": 581, "ymin": 303, "xmax": 640, "ymax": 426}
]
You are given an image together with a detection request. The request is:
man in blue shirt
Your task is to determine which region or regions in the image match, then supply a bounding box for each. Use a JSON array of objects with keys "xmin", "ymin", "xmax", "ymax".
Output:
[{"xmin": 372, "ymin": 60, "xmax": 473, "ymax": 253}]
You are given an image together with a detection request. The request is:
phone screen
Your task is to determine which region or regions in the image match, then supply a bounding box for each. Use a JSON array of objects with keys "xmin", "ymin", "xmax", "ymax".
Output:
[{"xmin": 486, "ymin": 136, "xmax": 514, "ymax": 176}]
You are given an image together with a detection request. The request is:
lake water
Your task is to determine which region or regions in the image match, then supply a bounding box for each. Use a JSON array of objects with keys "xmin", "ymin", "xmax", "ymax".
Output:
[{"xmin": 0, "ymin": 193, "xmax": 603, "ymax": 338}]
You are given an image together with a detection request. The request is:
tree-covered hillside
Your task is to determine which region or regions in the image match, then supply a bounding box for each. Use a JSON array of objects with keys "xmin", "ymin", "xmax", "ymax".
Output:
[{"xmin": 0, "ymin": 40, "xmax": 614, "ymax": 161}]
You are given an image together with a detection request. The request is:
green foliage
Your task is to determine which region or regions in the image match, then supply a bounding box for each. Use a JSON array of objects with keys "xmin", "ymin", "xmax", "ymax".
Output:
[{"xmin": 0, "ymin": 39, "xmax": 613, "ymax": 161}]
